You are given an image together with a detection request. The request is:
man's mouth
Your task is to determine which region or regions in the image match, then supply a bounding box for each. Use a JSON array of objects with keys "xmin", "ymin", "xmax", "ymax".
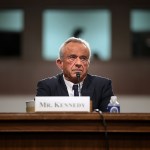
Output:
[
  {"xmin": 74, "ymin": 71, "xmax": 82, "ymax": 75},
  {"xmin": 73, "ymin": 69, "xmax": 82, "ymax": 72}
]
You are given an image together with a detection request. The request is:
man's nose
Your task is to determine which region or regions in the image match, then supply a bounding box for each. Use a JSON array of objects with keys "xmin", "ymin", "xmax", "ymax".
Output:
[{"xmin": 75, "ymin": 57, "xmax": 82, "ymax": 65}]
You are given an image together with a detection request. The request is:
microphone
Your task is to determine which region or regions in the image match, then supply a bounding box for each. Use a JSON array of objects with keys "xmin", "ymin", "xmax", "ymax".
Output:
[
  {"xmin": 76, "ymin": 72, "xmax": 81, "ymax": 96},
  {"xmin": 76, "ymin": 72, "xmax": 80, "ymax": 81}
]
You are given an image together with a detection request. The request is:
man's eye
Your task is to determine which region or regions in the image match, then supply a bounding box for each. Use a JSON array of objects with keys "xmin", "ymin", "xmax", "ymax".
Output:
[
  {"xmin": 67, "ymin": 55, "xmax": 88, "ymax": 62},
  {"xmin": 80, "ymin": 56, "xmax": 88, "ymax": 61},
  {"xmin": 68, "ymin": 55, "xmax": 77, "ymax": 60}
]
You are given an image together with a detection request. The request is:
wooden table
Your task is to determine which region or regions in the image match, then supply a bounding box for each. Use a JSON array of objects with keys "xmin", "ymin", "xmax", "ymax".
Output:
[{"xmin": 0, "ymin": 113, "xmax": 150, "ymax": 150}]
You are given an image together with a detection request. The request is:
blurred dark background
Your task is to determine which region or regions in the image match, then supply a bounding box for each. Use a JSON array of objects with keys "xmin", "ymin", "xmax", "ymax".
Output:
[{"xmin": 0, "ymin": 0, "xmax": 150, "ymax": 97}]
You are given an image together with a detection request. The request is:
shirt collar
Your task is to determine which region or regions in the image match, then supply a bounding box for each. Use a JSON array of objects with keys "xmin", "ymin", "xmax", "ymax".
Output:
[
  {"xmin": 63, "ymin": 75, "xmax": 83, "ymax": 89},
  {"xmin": 63, "ymin": 75, "xmax": 74, "ymax": 90}
]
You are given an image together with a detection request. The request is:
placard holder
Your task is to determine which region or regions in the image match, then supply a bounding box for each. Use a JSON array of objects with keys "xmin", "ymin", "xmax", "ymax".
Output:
[{"xmin": 26, "ymin": 97, "xmax": 93, "ymax": 113}]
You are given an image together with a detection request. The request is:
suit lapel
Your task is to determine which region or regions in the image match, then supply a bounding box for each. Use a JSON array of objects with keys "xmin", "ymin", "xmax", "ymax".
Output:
[
  {"xmin": 81, "ymin": 74, "xmax": 93, "ymax": 96},
  {"xmin": 58, "ymin": 74, "xmax": 69, "ymax": 96}
]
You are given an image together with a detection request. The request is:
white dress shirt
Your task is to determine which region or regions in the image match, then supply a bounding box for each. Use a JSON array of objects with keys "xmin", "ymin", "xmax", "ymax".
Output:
[{"xmin": 63, "ymin": 75, "xmax": 83, "ymax": 96}]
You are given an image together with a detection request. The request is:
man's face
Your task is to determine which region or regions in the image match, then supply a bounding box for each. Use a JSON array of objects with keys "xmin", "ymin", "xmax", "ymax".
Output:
[{"xmin": 56, "ymin": 42, "xmax": 90, "ymax": 83}]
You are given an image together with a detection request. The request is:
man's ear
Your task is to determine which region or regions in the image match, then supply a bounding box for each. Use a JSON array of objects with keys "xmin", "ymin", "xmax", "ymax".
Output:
[{"xmin": 56, "ymin": 58, "xmax": 63, "ymax": 70}]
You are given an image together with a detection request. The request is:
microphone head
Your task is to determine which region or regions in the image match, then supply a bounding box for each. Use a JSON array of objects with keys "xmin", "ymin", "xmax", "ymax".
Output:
[{"xmin": 76, "ymin": 72, "xmax": 80, "ymax": 78}]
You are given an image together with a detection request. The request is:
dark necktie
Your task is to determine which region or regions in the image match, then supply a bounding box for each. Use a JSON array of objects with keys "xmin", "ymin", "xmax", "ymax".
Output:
[{"xmin": 72, "ymin": 84, "xmax": 79, "ymax": 96}]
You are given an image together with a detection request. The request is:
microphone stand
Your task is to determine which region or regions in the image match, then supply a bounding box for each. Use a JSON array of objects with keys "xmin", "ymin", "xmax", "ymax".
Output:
[{"xmin": 76, "ymin": 72, "xmax": 81, "ymax": 96}]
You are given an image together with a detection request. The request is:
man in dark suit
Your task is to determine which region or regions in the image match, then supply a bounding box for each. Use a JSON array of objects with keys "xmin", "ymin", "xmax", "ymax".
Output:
[{"xmin": 36, "ymin": 37, "xmax": 114, "ymax": 112}]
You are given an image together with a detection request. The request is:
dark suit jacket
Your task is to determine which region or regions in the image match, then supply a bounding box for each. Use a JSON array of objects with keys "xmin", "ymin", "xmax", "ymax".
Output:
[{"xmin": 36, "ymin": 73, "xmax": 114, "ymax": 112}]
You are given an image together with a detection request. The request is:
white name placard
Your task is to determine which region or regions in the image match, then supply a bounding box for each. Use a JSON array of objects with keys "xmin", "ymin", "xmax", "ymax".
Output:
[{"xmin": 35, "ymin": 96, "xmax": 90, "ymax": 112}]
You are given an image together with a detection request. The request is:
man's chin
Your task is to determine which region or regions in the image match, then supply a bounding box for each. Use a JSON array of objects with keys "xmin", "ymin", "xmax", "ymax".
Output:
[
  {"xmin": 69, "ymin": 75, "xmax": 78, "ymax": 82},
  {"xmin": 72, "ymin": 74, "xmax": 81, "ymax": 79},
  {"xmin": 73, "ymin": 72, "xmax": 82, "ymax": 76},
  {"xmin": 71, "ymin": 75, "xmax": 78, "ymax": 79}
]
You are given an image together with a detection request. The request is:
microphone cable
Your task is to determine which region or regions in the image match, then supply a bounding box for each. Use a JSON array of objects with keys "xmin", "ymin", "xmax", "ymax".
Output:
[
  {"xmin": 76, "ymin": 72, "xmax": 81, "ymax": 96},
  {"xmin": 94, "ymin": 109, "xmax": 109, "ymax": 150}
]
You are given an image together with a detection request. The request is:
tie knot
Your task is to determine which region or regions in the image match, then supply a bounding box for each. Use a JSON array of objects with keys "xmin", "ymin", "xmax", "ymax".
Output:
[
  {"xmin": 72, "ymin": 84, "xmax": 78, "ymax": 90},
  {"xmin": 72, "ymin": 84, "xmax": 79, "ymax": 96}
]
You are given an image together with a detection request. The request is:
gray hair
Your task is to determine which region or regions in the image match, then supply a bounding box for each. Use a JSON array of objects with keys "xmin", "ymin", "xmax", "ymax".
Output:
[{"xmin": 59, "ymin": 37, "xmax": 91, "ymax": 59}]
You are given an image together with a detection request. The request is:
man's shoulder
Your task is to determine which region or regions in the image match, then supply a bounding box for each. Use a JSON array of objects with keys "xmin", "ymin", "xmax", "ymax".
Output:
[
  {"xmin": 39, "ymin": 73, "xmax": 62, "ymax": 84},
  {"xmin": 87, "ymin": 74, "xmax": 111, "ymax": 82}
]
